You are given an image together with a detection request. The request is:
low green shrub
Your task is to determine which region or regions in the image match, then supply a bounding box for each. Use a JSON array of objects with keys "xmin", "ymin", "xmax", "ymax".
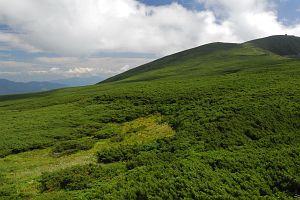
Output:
[
  {"xmin": 93, "ymin": 124, "xmax": 121, "ymax": 139},
  {"xmin": 94, "ymin": 132, "xmax": 117, "ymax": 139},
  {"xmin": 97, "ymin": 144, "xmax": 143, "ymax": 163},
  {"xmin": 51, "ymin": 138, "xmax": 96, "ymax": 157},
  {"xmin": 110, "ymin": 134, "xmax": 125, "ymax": 143},
  {"xmin": 39, "ymin": 164, "xmax": 126, "ymax": 192},
  {"xmin": 128, "ymin": 125, "xmax": 147, "ymax": 133}
]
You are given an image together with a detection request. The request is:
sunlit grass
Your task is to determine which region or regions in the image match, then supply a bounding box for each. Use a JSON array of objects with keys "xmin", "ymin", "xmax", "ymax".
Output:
[{"xmin": 0, "ymin": 115, "xmax": 174, "ymax": 197}]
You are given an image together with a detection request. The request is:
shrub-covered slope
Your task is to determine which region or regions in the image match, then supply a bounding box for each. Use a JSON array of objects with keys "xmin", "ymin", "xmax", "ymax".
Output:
[{"xmin": 0, "ymin": 38, "xmax": 299, "ymax": 199}]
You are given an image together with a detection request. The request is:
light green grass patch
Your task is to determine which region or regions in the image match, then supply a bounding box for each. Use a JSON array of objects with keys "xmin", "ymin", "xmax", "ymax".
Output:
[{"xmin": 0, "ymin": 115, "xmax": 175, "ymax": 197}]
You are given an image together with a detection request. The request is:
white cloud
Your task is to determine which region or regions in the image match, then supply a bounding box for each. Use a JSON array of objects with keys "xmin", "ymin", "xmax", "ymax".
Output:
[
  {"xmin": 197, "ymin": 0, "xmax": 300, "ymax": 40},
  {"xmin": 0, "ymin": 0, "xmax": 300, "ymax": 82},
  {"xmin": 35, "ymin": 56, "xmax": 152, "ymax": 74},
  {"xmin": 0, "ymin": 0, "xmax": 242, "ymax": 56},
  {"xmin": 121, "ymin": 65, "xmax": 131, "ymax": 72},
  {"xmin": 35, "ymin": 57, "xmax": 80, "ymax": 64},
  {"xmin": 0, "ymin": 0, "xmax": 299, "ymax": 56},
  {"xmin": 0, "ymin": 71, "xmax": 19, "ymax": 75},
  {"xmin": 0, "ymin": 61, "xmax": 34, "ymax": 69},
  {"xmin": 66, "ymin": 67, "xmax": 94, "ymax": 76},
  {"xmin": 26, "ymin": 66, "xmax": 93, "ymax": 76},
  {"xmin": 0, "ymin": 56, "xmax": 153, "ymax": 81},
  {"xmin": 0, "ymin": 32, "xmax": 40, "ymax": 52},
  {"xmin": 27, "ymin": 70, "xmax": 49, "ymax": 75}
]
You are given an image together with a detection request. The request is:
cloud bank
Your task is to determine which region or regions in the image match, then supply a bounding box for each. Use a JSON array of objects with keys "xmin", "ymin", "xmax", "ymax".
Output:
[
  {"xmin": 0, "ymin": 0, "xmax": 299, "ymax": 82},
  {"xmin": 0, "ymin": 57, "xmax": 152, "ymax": 81},
  {"xmin": 0, "ymin": 0, "xmax": 298, "ymax": 57}
]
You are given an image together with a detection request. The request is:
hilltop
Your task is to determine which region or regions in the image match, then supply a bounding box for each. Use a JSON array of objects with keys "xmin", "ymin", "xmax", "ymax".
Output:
[
  {"xmin": 0, "ymin": 36, "xmax": 299, "ymax": 199},
  {"xmin": 102, "ymin": 35, "xmax": 300, "ymax": 83},
  {"xmin": 248, "ymin": 35, "xmax": 300, "ymax": 56}
]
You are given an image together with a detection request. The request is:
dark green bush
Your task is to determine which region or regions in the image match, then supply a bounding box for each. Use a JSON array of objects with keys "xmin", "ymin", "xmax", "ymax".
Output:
[
  {"xmin": 40, "ymin": 165, "xmax": 96, "ymax": 191},
  {"xmin": 39, "ymin": 164, "xmax": 126, "ymax": 192},
  {"xmin": 110, "ymin": 134, "xmax": 125, "ymax": 143},
  {"xmin": 51, "ymin": 138, "xmax": 96, "ymax": 157},
  {"xmin": 97, "ymin": 144, "xmax": 144, "ymax": 163},
  {"xmin": 94, "ymin": 132, "xmax": 117, "ymax": 139},
  {"xmin": 93, "ymin": 124, "xmax": 121, "ymax": 139}
]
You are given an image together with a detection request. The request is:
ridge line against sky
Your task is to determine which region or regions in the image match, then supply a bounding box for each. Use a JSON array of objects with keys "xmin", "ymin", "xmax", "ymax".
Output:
[{"xmin": 0, "ymin": 0, "xmax": 299, "ymax": 82}]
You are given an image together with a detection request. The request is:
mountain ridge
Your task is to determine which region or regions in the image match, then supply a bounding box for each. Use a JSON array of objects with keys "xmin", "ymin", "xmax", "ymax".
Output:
[
  {"xmin": 101, "ymin": 35, "xmax": 300, "ymax": 83},
  {"xmin": 101, "ymin": 42, "xmax": 240, "ymax": 83},
  {"xmin": 247, "ymin": 35, "xmax": 300, "ymax": 56},
  {"xmin": 0, "ymin": 78, "xmax": 66, "ymax": 95}
]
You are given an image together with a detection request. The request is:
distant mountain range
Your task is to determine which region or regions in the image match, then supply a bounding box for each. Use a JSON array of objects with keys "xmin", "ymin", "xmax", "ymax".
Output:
[
  {"xmin": 0, "ymin": 79, "xmax": 66, "ymax": 95},
  {"xmin": 0, "ymin": 76, "xmax": 107, "ymax": 95}
]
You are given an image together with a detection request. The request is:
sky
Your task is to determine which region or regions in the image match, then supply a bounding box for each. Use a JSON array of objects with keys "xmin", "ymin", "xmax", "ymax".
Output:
[{"xmin": 0, "ymin": 0, "xmax": 299, "ymax": 82}]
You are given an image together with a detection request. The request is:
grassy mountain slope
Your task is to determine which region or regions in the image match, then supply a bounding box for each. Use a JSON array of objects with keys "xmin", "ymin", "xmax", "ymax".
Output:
[
  {"xmin": 248, "ymin": 35, "xmax": 300, "ymax": 56},
  {"xmin": 101, "ymin": 42, "xmax": 240, "ymax": 83},
  {"xmin": 102, "ymin": 35, "xmax": 300, "ymax": 84},
  {"xmin": 0, "ymin": 37, "xmax": 299, "ymax": 199}
]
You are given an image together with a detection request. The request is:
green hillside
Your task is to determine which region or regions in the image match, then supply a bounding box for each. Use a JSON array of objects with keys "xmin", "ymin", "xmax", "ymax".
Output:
[
  {"xmin": 248, "ymin": 35, "xmax": 300, "ymax": 56},
  {"xmin": 101, "ymin": 42, "xmax": 239, "ymax": 83},
  {"xmin": 0, "ymin": 36, "xmax": 300, "ymax": 199}
]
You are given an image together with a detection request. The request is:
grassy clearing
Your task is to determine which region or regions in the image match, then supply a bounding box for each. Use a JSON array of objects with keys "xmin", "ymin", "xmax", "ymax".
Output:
[{"xmin": 0, "ymin": 115, "xmax": 174, "ymax": 198}]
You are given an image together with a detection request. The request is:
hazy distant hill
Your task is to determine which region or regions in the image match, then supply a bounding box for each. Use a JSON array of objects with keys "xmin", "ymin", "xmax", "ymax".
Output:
[{"xmin": 0, "ymin": 79, "xmax": 65, "ymax": 95}]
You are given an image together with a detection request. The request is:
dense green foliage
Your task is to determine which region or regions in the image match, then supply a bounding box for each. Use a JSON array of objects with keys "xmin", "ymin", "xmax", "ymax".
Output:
[
  {"xmin": 51, "ymin": 138, "xmax": 97, "ymax": 157},
  {"xmin": 39, "ymin": 164, "xmax": 127, "ymax": 192},
  {"xmin": 0, "ymin": 36, "xmax": 300, "ymax": 199}
]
